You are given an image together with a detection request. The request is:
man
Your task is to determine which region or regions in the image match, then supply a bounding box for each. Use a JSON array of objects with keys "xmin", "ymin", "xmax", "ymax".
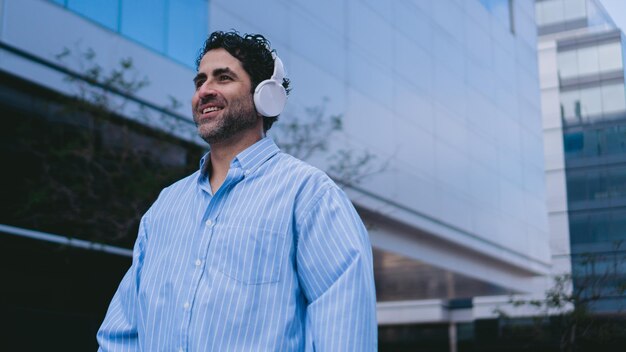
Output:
[{"xmin": 97, "ymin": 31, "xmax": 377, "ymax": 351}]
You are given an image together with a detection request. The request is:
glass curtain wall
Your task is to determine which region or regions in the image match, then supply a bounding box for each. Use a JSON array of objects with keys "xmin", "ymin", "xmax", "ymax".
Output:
[
  {"xmin": 559, "ymin": 33, "xmax": 626, "ymax": 311},
  {"xmin": 47, "ymin": 0, "xmax": 208, "ymax": 68}
]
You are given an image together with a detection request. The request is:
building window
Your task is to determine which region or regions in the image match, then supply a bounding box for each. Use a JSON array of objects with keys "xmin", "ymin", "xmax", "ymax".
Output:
[
  {"xmin": 566, "ymin": 165, "xmax": 626, "ymax": 204},
  {"xmin": 48, "ymin": 0, "xmax": 208, "ymax": 68},
  {"xmin": 120, "ymin": 0, "xmax": 168, "ymax": 53},
  {"xmin": 569, "ymin": 209, "xmax": 626, "ymax": 246},
  {"xmin": 535, "ymin": 0, "xmax": 587, "ymax": 27},
  {"xmin": 560, "ymin": 83, "xmax": 626, "ymax": 124},
  {"xmin": 563, "ymin": 124, "xmax": 626, "ymax": 159},
  {"xmin": 558, "ymin": 41, "xmax": 624, "ymax": 80},
  {"xmin": 67, "ymin": 0, "xmax": 119, "ymax": 31}
]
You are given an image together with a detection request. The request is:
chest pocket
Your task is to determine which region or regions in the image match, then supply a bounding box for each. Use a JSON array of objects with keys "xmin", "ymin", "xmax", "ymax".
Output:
[{"xmin": 214, "ymin": 225, "xmax": 287, "ymax": 285}]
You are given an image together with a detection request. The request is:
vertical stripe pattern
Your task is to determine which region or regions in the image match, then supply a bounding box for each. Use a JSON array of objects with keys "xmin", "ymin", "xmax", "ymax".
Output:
[{"xmin": 97, "ymin": 137, "xmax": 377, "ymax": 351}]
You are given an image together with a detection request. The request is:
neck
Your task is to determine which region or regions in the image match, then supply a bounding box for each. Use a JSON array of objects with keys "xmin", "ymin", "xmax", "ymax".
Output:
[{"xmin": 208, "ymin": 129, "xmax": 264, "ymax": 193}]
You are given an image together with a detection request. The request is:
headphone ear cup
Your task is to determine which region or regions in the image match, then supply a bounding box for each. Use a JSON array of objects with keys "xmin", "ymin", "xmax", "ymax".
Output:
[{"xmin": 254, "ymin": 79, "xmax": 287, "ymax": 117}]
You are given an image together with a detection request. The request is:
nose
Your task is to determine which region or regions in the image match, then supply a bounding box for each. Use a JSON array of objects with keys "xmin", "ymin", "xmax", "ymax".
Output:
[{"xmin": 196, "ymin": 79, "xmax": 219, "ymax": 101}]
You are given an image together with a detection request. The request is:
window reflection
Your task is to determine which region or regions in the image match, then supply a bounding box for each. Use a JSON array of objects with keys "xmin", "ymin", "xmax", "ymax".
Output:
[
  {"xmin": 558, "ymin": 50, "xmax": 578, "ymax": 80},
  {"xmin": 570, "ymin": 209, "xmax": 626, "ymax": 244},
  {"xmin": 536, "ymin": 0, "xmax": 587, "ymax": 26},
  {"xmin": 167, "ymin": 0, "xmax": 209, "ymax": 66},
  {"xmin": 48, "ymin": 0, "xmax": 208, "ymax": 68},
  {"xmin": 560, "ymin": 83, "xmax": 626, "ymax": 123},
  {"xmin": 560, "ymin": 89, "xmax": 582, "ymax": 121},
  {"xmin": 567, "ymin": 166, "xmax": 626, "ymax": 203},
  {"xmin": 599, "ymin": 42, "xmax": 624, "ymax": 72},
  {"xmin": 564, "ymin": 0, "xmax": 586, "ymax": 21},
  {"xmin": 121, "ymin": 0, "xmax": 167, "ymax": 53},
  {"xmin": 579, "ymin": 86, "xmax": 602, "ymax": 116},
  {"xmin": 538, "ymin": 0, "xmax": 564, "ymax": 25},
  {"xmin": 564, "ymin": 124, "xmax": 626, "ymax": 159},
  {"xmin": 66, "ymin": 0, "xmax": 119, "ymax": 31},
  {"xmin": 603, "ymin": 84, "xmax": 626, "ymax": 114},
  {"xmin": 577, "ymin": 46, "xmax": 600, "ymax": 77},
  {"xmin": 558, "ymin": 41, "xmax": 624, "ymax": 80}
]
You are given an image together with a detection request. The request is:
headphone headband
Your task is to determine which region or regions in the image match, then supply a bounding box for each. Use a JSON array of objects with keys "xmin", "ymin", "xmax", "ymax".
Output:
[{"xmin": 271, "ymin": 53, "xmax": 285, "ymax": 82}]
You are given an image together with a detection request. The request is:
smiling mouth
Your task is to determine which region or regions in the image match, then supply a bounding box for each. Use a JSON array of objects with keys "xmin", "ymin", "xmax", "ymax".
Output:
[{"xmin": 202, "ymin": 106, "xmax": 223, "ymax": 114}]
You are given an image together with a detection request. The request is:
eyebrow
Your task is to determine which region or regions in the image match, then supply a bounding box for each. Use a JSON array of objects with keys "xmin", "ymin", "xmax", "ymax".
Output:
[
  {"xmin": 193, "ymin": 67, "xmax": 239, "ymax": 85},
  {"xmin": 212, "ymin": 67, "xmax": 239, "ymax": 79},
  {"xmin": 192, "ymin": 73, "xmax": 206, "ymax": 85}
]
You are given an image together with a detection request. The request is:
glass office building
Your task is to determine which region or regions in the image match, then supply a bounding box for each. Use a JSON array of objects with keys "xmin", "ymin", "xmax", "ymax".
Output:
[
  {"xmin": 536, "ymin": 0, "xmax": 626, "ymax": 312},
  {"xmin": 1, "ymin": 0, "xmax": 549, "ymax": 350}
]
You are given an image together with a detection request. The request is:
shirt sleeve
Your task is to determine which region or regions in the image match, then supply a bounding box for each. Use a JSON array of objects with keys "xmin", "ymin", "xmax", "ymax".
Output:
[
  {"xmin": 296, "ymin": 186, "xmax": 378, "ymax": 351},
  {"xmin": 96, "ymin": 216, "xmax": 148, "ymax": 352}
]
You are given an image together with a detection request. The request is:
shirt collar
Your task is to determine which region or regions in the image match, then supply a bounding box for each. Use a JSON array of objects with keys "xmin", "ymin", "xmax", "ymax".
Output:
[
  {"xmin": 235, "ymin": 137, "xmax": 280, "ymax": 175},
  {"xmin": 198, "ymin": 137, "xmax": 280, "ymax": 178}
]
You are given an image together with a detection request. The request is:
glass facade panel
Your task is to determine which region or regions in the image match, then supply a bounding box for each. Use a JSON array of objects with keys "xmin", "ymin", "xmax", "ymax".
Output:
[
  {"xmin": 570, "ymin": 210, "xmax": 626, "ymax": 245},
  {"xmin": 609, "ymin": 166, "xmax": 626, "ymax": 199},
  {"xmin": 579, "ymin": 85, "xmax": 602, "ymax": 116},
  {"xmin": 563, "ymin": 0, "xmax": 586, "ymax": 22},
  {"xmin": 564, "ymin": 124, "xmax": 626, "ymax": 159},
  {"xmin": 167, "ymin": 0, "xmax": 209, "ymax": 67},
  {"xmin": 537, "ymin": 0, "xmax": 564, "ymax": 26},
  {"xmin": 598, "ymin": 42, "xmax": 624, "ymax": 72},
  {"xmin": 611, "ymin": 215, "xmax": 626, "ymax": 242},
  {"xmin": 50, "ymin": 0, "xmax": 208, "ymax": 68},
  {"xmin": 561, "ymin": 83, "xmax": 626, "ymax": 123},
  {"xmin": 569, "ymin": 212, "xmax": 608, "ymax": 244},
  {"xmin": 561, "ymin": 89, "xmax": 582, "ymax": 122},
  {"xmin": 566, "ymin": 169, "xmax": 588, "ymax": 202},
  {"xmin": 558, "ymin": 41, "xmax": 623, "ymax": 80},
  {"xmin": 577, "ymin": 45, "xmax": 600, "ymax": 77},
  {"xmin": 558, "ymin": 50, "xmax": 578, "ymax": 79},
  {"xmin": 120, "ymin": 0, "xmax": 167, "ymax": 53},
  {"xmin": 589, "ymin": 170, "xmax": 608, "ymax": 201},
  {"xmin": 66, "ymin": 0, "xmax": 119, "ymax": 31},
  {"xmin": 567, "ymin": 166, "xmax": 626, "ymax": 203},
  {"xmin": 601, "ymin": 83, "xmax": 626, "ymax": 115},
  {"xmin": 535, "ymin": 1, "xmax": 545, "ymax": 25}
]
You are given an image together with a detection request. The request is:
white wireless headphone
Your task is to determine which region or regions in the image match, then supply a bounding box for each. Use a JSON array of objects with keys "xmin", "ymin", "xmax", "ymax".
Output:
[{"xmin": 253, "ymin": 53, "xmax": 287, "ymax": 117}]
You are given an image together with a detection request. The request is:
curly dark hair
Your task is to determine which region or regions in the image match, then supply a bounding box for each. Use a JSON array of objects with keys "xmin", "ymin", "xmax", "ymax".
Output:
[{"xmin": 196, "ymin": 30, "xmax": 291, "ymax": 132}]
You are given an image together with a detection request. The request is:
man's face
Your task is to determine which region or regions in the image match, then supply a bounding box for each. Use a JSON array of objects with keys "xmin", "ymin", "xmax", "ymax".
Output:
[{"xmin": 192, "ymin": 48, "xmax": 259, "ymax": 145}]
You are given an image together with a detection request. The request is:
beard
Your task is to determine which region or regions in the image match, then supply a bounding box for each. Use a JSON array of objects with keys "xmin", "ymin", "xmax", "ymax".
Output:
[{"xmin": 193, "ymin": 94, "xmax": 259, "ymax": 145}]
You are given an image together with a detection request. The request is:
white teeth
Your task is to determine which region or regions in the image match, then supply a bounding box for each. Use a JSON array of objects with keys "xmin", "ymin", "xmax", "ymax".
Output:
[{"xmin": 202, "ymin": 107, "xmax": 222, "ymax": 114}]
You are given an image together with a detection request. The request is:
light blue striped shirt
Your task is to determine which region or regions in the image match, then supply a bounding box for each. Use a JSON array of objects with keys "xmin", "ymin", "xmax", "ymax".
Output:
[{"xmin": 97, "ymin": 137, "xmax": 377, "ymax": 351}]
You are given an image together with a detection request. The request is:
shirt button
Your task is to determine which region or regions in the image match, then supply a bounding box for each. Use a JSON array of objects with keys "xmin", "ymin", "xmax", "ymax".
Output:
[
  {"xmin": 195, "ymin": 259, "xmax": 202, "ymax": 267},
  {"xmin": 183, "ymin": 302, "xmax": 190, "ymax": 310},
  {"xmin": 178, "ymin": 348, "xmax": 184, "ymax": 352},
  {"xmin": 205, "ymin": 219, "xmax": 213, "ymax": 226}
]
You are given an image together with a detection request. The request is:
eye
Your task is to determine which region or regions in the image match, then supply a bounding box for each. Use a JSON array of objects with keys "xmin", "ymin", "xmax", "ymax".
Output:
[
  {"xmin": 194, "ymin": 79, "xmax": 205, "ymax": 90},
  {"xmin": 218, "ymin": 74, "xmax": 233, "ymax": 82}
]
